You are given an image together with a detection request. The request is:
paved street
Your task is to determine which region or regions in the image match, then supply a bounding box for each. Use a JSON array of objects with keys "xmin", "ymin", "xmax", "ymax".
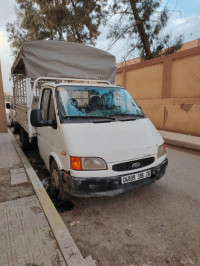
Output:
[
  {"xmin": 59, "ymin": 145, "xmax": 200, "ymax": 266},
  {"xmin": 23, "ymin": 142, "xmax": 200, "ymax": 266}
]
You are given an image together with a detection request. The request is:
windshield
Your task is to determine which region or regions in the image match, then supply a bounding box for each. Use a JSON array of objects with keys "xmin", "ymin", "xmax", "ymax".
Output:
[{"xmin": 56, "ymin": 85, "xmax": 143, "ymax": 118}]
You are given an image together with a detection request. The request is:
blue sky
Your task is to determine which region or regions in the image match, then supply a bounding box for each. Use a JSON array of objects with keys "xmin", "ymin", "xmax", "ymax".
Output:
[
  {"xmin": 167, "ymin": 0, "xmax": 200, "ymax": 17},
  {"xmin": 166, "ymin": 0, "xmax": 200, "ymax": 40},
  {"xmin": 0, "ymin": 0, "xmax": 200, "ymax": 92}
]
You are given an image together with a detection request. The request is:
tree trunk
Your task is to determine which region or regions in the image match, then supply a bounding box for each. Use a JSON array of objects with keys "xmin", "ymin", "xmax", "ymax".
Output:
[
  {"xmin": 70, "ymin": 0, "xmax": 83, "ymax": 43},
  {"xmin": 129, "ymin": 0, "xmax": 152, "ymax": 59},
  {"xmin": 58, "ymin": 28, "xmax": 63, "ymax": 40}
]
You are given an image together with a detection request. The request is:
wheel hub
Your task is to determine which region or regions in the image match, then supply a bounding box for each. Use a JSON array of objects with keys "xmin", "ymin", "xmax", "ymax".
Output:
[{"xmin": 51, "ymin": 168, "xmax": 60, "ymax": 189}]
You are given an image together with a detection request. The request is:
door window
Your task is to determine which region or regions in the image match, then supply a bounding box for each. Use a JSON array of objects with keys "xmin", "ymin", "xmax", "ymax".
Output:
[
  {"xmin": 49, "ymin": 93, "xmax": 56, "ymax": 120},
  {"xmin": 40, "ymin": 89, "xmax": 55, "ymax": 120}
]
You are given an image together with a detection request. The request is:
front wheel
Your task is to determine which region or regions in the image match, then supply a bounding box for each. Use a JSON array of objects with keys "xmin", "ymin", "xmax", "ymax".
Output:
[{"xmin": 50, "ymin": 160, "xmax": 71, "ymax": 201}]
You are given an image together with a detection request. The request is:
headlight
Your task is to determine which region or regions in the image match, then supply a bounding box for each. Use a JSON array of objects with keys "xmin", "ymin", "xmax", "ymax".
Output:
[
  {"xmin": 70, "ymin": 156, "xmax": 107, "ymax": 170},
  {"xmin": 157, "ymin": 143, "xmax": 166, "ymax": 159},
  {"xmin": 82, "ymin": 157, "xmax": 107, "ymax": 170}
]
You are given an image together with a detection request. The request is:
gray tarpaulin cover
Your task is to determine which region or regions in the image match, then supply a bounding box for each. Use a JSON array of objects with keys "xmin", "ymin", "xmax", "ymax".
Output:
[{"xmin": 11, "ymin": 40, "xmax": 116, "ymax": 84}]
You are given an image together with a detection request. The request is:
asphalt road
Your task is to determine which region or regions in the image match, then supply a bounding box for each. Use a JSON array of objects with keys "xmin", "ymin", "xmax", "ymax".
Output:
[
  {"xmin": 23, "ymin": 140, "xmax": 200, "ymax": 266},
  {"xmin": 59, "ymin": 145, "xmax": 200, "ymax": 266}
]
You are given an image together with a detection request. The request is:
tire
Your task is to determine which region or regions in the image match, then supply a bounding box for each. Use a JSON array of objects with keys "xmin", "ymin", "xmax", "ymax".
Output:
[
  {"xmin": 20, "ymin": 127, "xmax": 30, "ymax": 150},
  {"xmin": 31, "ymin": 137, "xmax": 38, "ymax": 151},
  {"xmin": 50, "ymin": 160, "xmax": 71, "ymax": 201},
  {"xmin": 13, "ymin": 123, "xmax": 19, "ymax": 134}
]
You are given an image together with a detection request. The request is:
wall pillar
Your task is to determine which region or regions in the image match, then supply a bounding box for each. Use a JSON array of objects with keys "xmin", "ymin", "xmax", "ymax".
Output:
[
  {"xmin": 0, "ymin": 62, "xmax": 7, "ymax": 133},
  {"xmin": 162, "ymin": 57, "xmax": 172, "ymax": 98},
  {"xmin": 122, "ymin": 68, "xmax": 126, "ymax": 88}
]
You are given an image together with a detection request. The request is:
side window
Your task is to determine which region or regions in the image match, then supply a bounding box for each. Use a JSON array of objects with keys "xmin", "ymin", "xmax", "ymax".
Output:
[
  {"xmin": 49, "ymin": 93, "xmax": 56, "ymax": 120},
  {"xmin": 41, "ymin": 90, "xmax": 51, "ymax": 120},
  {"xmin": 40, "ymin": 89, "xmax": 55, "ymax": 120}
]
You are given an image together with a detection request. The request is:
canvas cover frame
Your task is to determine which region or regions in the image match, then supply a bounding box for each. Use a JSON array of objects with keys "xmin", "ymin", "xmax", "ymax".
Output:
[{"xmin": 11, "ymin": 40, "xmax": 116, "ymax": 84}]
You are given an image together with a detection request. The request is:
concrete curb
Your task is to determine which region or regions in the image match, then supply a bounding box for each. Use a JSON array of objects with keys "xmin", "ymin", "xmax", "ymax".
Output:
[
  {"xmin": 8, "ymin": 129, "xmax": 95, "ymax": 266},
  {"xmin": 159, "ymin": 130, "xmax": 200, "ymax": 151}
]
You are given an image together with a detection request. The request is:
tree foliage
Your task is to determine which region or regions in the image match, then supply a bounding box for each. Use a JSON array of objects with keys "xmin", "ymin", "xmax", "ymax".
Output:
[
  {"xmin": 107, "ymin": 0, "xmax": 183, "ymax": 60},
  {"xmin": 6, "ymin": 0, "xmax": 106, "ymax": 55}
]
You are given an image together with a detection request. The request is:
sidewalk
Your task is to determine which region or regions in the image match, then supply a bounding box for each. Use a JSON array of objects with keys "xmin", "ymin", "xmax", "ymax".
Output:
[
  {"xmin": 0, "ymin": 131, "xmax": 95, "ymax": 266},
  {"xmin": 159, "ymin": 130, "xmax": 200, "ymax": 151}
]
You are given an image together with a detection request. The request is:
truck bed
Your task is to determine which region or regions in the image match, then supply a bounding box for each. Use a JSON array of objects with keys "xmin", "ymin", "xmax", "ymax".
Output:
[{"xmin": 15, "ymin": 104, "xmax": 37, "ymax": 138}]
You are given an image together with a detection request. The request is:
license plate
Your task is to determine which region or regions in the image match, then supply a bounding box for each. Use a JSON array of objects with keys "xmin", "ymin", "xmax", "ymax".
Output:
[{"xmin": 121, "ymin": 170, "xmax": 151, "ymax": 184}]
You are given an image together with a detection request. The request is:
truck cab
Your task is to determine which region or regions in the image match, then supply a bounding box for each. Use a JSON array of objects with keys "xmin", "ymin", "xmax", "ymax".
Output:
[{"xmin": 31, "ymin": 81, "xmax": 168, "ymax": 198}]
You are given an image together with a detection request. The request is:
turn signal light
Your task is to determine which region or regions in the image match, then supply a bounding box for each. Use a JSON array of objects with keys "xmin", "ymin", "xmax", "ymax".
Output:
[{"xmin": 70, "ymin": 156, "xmax": 82, "ymax": 170}]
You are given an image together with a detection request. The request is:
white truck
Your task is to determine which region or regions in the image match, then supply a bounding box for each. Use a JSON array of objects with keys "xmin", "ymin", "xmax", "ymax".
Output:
[
  {"xmin": 9, "ymin": 40, "xmax": 168, "ymax": 198},
  {"xmin": 6, "ymin": 96, "xmax": 19, "ymax": 131}
]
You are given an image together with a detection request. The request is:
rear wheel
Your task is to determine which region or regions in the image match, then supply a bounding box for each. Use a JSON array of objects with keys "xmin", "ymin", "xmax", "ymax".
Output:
[
  {"xmin": 20, "ymin": 127, "xmax": 30, "ymax": 150},
  {"xmin": 13, "ymin": 123, "xmax": 19, "ymax": 134},
  {"xmin": 50, "ymin": 160, "xmax": 71, "ymax": 200}
]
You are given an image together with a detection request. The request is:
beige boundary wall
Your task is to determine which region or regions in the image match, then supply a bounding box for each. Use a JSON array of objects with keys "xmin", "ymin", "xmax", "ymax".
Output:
[
  {"xmin": 116, "ymin": 43, "xmax": 200, "ymax": 136},
  {"xmin": 0, "ymin": 62, "xmax": 7, "ymax": 133}
]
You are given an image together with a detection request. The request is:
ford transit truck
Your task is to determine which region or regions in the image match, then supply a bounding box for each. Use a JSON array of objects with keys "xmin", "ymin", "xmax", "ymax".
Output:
[{"xmin": 9, "ymin": 40, "xmax": 168, "ymax": 199}]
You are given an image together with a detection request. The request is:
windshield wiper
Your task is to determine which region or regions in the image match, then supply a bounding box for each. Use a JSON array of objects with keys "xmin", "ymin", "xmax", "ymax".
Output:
[
  {"xmin": 110, "ymin": 113, "xmax": 145, "ymax": 118},
  {"xmin": 66, "ymin": 115, "xmax": 118, "ymax": 120}
]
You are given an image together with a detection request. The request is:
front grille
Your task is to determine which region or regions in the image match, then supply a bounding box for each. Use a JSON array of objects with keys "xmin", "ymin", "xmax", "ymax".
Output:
[{"xmin": 112, "ymin": 157, "xmax": 155, "ymax": 172}]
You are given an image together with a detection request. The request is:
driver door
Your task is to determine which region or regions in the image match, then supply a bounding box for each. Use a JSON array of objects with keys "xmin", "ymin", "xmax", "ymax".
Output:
[{"xmin": 37, "ymin": 88, "xmax": 56, "ymax": 167}]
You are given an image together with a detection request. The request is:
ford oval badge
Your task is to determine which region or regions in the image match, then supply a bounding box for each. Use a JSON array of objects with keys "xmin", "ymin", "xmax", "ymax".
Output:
[{"xmin": 132, "ymin": 162, "xmax": 141, "ymax": 168}]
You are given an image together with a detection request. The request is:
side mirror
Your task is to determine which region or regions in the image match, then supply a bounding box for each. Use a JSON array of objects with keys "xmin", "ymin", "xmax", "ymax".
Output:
[
  {"xmin": 6, "ymin": 103, "xmax": 10, "ymax": 109},
  {"xmin": 31, "ymin": 109, "xmax": 57, "ymax": 129}
]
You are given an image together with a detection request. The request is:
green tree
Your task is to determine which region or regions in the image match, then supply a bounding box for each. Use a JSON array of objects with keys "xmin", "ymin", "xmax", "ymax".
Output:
[
  {"xmin": 107, "ymin": 0, "xmax": 183, "ymax": 60},
  {"xmin": 6, "ymin": 0, "xmax": 106, "ymax": 55}
]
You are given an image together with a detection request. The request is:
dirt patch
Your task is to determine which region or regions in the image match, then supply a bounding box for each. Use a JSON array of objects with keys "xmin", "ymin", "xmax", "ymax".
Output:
[
  {"xmin": 0, "ymin": 132, "xmax": 35, "ymax": 203},
  {"xmin": 0, "ymin": 167, "xmax": 34, "ymax": 203},
  {"xmin": 30, "ymin": 206, "xmax": 43, "ymax": 214},
  {"xmin": 180, "ymin": 104, "xmax": 193, "ymax": 112}
]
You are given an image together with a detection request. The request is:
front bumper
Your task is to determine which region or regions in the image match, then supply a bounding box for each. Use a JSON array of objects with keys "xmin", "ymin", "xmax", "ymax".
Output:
[{"xmin": 61, "ymin": 158, "xmax": 168, "ymax": 197}]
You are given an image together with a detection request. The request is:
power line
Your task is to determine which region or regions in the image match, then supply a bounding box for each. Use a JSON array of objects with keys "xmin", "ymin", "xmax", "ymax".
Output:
[{"xmin": 168, "ymin": 0, "xmax": 180, "ymax": 19}]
